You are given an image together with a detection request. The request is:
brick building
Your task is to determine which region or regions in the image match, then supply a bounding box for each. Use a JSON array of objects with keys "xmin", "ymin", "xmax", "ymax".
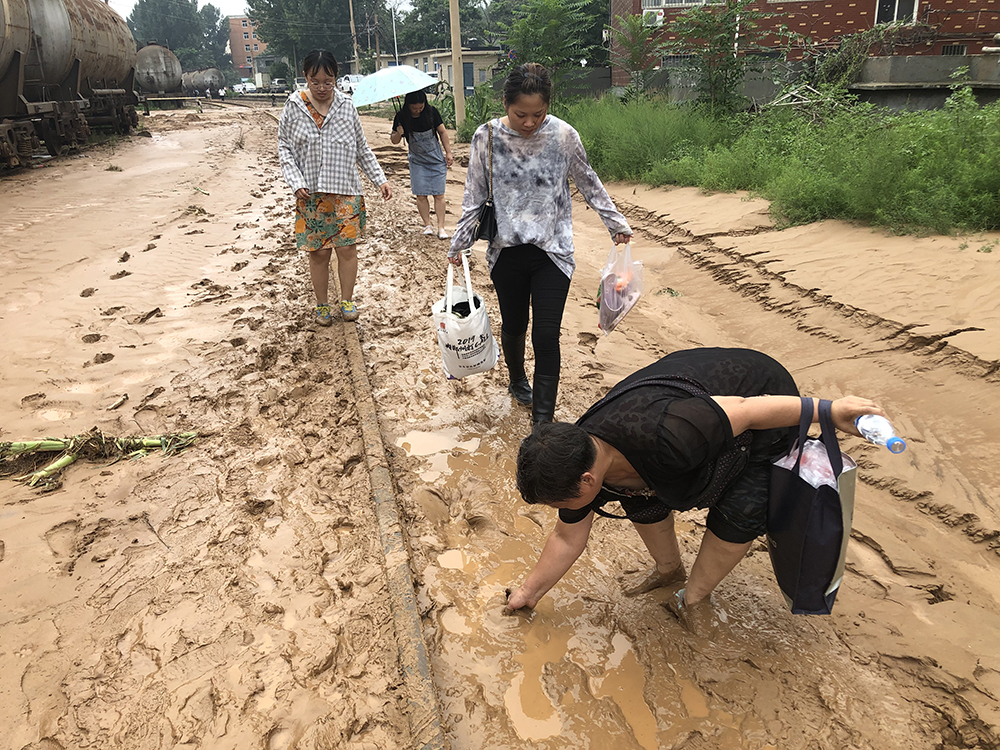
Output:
[
  {"xmin": 227, "ymin": 15, "xmax": 269, "ymax": 79},
  {"xmin": 611, "ymin": 0, "xmax": 1000, "ymax": 85}
]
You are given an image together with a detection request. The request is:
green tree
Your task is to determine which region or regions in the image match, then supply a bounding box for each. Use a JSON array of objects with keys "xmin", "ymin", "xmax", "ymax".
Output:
[
  {"xmin": 199, "ymin": 3, "xmax": 232, "ymax": 70},
  {"xmin": 501, "ymin": 0, "xmax": 598, "ymax": 91},
  {"xmin": 609, "ymin": 13, "xmax": 667, "ymax": 100},
  {"xmin": 129, "ymin": 0, "xmax": 231, "ymax": 71},
  {"xmin": 269, "ymin": 60, "xmax": 292, "ymax": 79},
  {"xmin": 248, "ymin": 0, "xmax": 356, "ymax": 69},
  {"xmin": 663, "ymin": 0, "xmax": 773, "ymax": 112},
  {"xmin": 128, "ymin": 0, "xmax": 203, "ymax": 51},
  {"xmin": 395, "ymin": 0, "xmax": 485, "ymax": 53}
]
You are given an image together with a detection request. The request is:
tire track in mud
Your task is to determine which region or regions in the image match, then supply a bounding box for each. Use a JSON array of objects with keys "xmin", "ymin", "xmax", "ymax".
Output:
[{"xmin": 613, "ymin": 197, "xmax": 1000, "ymax": 559}]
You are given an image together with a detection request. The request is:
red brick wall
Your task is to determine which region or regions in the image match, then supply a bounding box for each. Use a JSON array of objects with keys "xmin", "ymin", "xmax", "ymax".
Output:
[{"xmin": 610, "ymin": 0, "xmax": 1000, "ymax": 80}]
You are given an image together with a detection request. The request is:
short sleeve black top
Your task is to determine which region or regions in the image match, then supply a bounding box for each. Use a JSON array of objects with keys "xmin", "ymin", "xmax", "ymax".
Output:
[
  {"xmin": 392, "ymin": 105, "xmax": 443, "ymax": 137},
  {"xmin": 558, "ymin": 348, "xmax": 798, "ymax": 524}
]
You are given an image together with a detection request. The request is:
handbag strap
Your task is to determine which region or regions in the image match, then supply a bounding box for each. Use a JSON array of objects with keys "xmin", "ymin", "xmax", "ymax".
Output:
[
  {"xmin": 445, "ymin": 254, "xmax": 476, "ymax": 316},
  {"xmin": 487, "ymin": 121, "xmax": 494, "ymax": 200},
  {"xmin": 818, "ymin": 399, "xmax": 844, "ymax": 477},
  {"xmin": 445, "ymin": 263, "xmax": 455, "ymax": 314},
  {"xmin": 790, "ymin": 397, "xmax": 844, "ymax": 477}
]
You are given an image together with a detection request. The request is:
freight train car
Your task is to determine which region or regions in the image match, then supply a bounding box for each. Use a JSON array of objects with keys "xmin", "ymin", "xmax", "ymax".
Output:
[
  {"xmin": 135, "ymin": 43, "xmax": 182, "ymax": 94},
  {"xmin": 180, "ymin": 68, "xmax": 224, "ymax": 95},
  {"xmin": 0, "ymin": 0, "xmax": 139, "ymax": 167}
]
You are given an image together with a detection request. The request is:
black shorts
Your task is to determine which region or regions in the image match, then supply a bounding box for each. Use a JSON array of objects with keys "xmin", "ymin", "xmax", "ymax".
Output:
[{"xmin": 593, "ymin": 458, "xmax": 774, "ymax": 545}]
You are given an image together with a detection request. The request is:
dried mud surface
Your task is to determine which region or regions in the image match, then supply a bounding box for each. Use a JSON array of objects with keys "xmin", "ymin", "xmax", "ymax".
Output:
[{"xmin": 1, "ymin": 108, "xmax": 999, "ymax": 750}]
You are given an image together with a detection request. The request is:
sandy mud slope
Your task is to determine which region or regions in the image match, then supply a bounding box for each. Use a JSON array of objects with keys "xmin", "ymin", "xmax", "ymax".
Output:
[
  {"xmin": 353, "ymin": 121, "xmax": 1000, "ymax": 749},
  {"xmin": 2, "ymin": 109, "xmax": 999, "ymax": 750},
  {"xmin": 0, "ymin": 110, "xmax": 408, "ymax": 749}
]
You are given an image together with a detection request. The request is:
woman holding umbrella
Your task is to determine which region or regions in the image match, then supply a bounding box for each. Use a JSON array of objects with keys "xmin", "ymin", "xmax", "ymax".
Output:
[{"xmin": 391, "ymin": 89, "xmax": 453, "ymax": 239}]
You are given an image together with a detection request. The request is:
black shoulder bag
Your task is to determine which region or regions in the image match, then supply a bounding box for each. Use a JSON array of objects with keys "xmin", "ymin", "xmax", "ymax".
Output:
[{"xmin": 472, "ymin": 121, "xmax": 498, "ymax": 243}]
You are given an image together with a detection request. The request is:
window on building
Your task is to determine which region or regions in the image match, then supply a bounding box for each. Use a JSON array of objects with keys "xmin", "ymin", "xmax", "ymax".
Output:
[
  {"xmin": 479, "ymin": 69, "xmax": 486, "ymax": 82},
  {"xmin": 246, "ymin": 56, "xmax": 252, "ymax": 63},
  {"xmin": 241, "ymin": 19, "xmax": 247, "ymax": 26},
  {"xmin": 244, "ymin": 32, "xmax": 249, "ymax": 39},
  {"xmin": 252, "ymin": 33, "xmax": 257, "ymax": 38},
  {"xmin": 253, "ymin": 44, "xmax": 259, "ymax": 51},
  {"xmin": 875, "ymin": 0, "xmax": 916, "ymax": 24},
  {"xmin": 941, "ymin": 43, "xmax": 967, "ymax": 55},
  {"xmin": 245, "ymin": 44, "xmax": 250, "ymax": 51},
  {"xmin": 448, "ymin": 65, "xmax": 452, "ymax": 82}
]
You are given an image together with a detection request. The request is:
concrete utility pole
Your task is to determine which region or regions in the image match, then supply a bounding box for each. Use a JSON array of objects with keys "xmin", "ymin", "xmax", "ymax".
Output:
[
  {"xmin": 348, "ymin": 0, "xmax": 360, "ymax": 74},
  {"xmin": 448, "ymin": 0, "xmax": 465, "ymax": 125},
  {"xmin": 374, "ymin": 12, "xmax": 381, "ymax": 71}
]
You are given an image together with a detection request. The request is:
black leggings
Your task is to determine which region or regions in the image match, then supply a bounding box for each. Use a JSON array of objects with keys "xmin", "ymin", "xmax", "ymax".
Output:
[{"xmin": 490, "ymin": 244, "xmax": 571, "ymax": 379}]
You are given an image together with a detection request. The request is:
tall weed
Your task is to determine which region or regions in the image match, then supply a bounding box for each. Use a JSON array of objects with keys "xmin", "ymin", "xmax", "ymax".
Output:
[{"xmin": 569, "ymin": 93, "xmax": 1000, "ymax": 233}]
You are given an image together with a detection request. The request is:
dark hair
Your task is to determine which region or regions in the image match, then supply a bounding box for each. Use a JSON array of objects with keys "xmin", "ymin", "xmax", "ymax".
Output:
[
  {"xmin": 503, "ymin": 63, "xmax": 552, "ymax": 107},
  {"xmin": 516, "ymin": 422, "xmax": 596, "ymax": 505},
  {"xmin": 397, "ymin": 90, "xmax": 435, "ymax": 140},
  {"xmin": 302, "ymin": 49, "xmax": 338, "ymax": 79}
]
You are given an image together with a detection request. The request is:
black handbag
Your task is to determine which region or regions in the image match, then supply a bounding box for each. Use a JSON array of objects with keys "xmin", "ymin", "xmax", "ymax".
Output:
[
  {"xmin": 472, "ymin": 121, "xmax": 498, "ymax": 243},
  {"xmin": 767, "ymin": 398, "xmax": 857, "ymax": 615}
]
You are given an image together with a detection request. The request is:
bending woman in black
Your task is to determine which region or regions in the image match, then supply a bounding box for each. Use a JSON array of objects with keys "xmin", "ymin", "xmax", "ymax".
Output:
[{"xmin": 508, "ymin": 348, "xmax": 888, "ymax": 623}]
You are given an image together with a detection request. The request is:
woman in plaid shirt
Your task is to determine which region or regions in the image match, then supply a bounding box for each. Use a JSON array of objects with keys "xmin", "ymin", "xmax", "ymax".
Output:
[{"xmin": 278, "ymin": 50, "xmax": 392, "ymax": 325}]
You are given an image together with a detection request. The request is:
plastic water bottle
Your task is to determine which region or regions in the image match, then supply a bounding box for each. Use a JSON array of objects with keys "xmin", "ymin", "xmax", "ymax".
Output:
[{"xmin": 855, "ymin": 415, "xmax": 906, "ymax": 453}]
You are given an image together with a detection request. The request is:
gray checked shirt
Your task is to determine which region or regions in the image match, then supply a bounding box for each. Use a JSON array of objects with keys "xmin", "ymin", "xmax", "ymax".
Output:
[
  {"xmin": 449, "ymin": 115, "xmax": 632, "ymax": 279},
  {"xmin": 278, "ymin": 91, "xmax": 387, "ymax": 196}
]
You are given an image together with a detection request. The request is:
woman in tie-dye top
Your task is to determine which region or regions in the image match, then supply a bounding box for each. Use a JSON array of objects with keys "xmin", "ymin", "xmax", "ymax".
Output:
[{"xmin": 448, "ymin": 63, "xmax": 632, "ymax": 424}]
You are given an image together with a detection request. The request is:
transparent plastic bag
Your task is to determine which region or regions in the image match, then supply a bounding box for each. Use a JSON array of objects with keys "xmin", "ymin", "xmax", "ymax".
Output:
[
  {"xmin": 773, "ymin": 439, "xmax": 856, "ymax": 490},
  {"xmin": 598, "ymin": 243, "xmax": 643, "ymax": 335}
]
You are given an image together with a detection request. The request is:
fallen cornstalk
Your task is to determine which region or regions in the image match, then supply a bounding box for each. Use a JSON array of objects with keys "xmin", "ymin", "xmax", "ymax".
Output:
[{"xmin": 0, "ymin": 429, "xmax": 198, "ymax": 488}]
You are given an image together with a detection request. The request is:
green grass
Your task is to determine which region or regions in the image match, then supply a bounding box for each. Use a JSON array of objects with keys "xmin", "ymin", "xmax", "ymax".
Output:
[{"xmin": 563, "ymin": 92, "xmax": 1000, "ymax": 234}]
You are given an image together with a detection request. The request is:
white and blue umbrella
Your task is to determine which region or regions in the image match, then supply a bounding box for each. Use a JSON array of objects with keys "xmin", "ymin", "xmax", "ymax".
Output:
[{"xmin": 350, "ymin": 65, "xmax": 439, "ymax": 108}]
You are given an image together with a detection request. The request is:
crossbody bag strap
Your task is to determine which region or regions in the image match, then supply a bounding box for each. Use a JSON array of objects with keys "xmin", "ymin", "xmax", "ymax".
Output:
[
  {"xmin": 577, "ymin": 373, "xmax": 713, "ymax": 425},
  {"xmin": 487, "ymin": 120, "xmax": 494, "ymax": 199}
]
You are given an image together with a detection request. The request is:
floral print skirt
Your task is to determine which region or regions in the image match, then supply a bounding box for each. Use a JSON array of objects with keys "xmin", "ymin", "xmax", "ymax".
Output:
[{"xmin": 294, "ymin": 192, "xmax": 367, "ymax": 252}]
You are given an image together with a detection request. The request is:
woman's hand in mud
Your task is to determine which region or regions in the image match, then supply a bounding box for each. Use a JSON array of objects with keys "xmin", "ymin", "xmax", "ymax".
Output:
[
  {"xmin": 295, "ymin": 188, "xmax": 310, "ymax": 201},
  {"xmin": 380, "ymin": 183, "xmax": 392, "ymax": 201},
  {"xmin": 831, "ymin": 396, "xmax": 886, "ymax": 436},
  {"xmin": 613, "ymin": 232, "xmax": 631, "ymax": 246},
  {"xmin": 503, "ymin": 586, "xmax": 536, "ymax": 615}
]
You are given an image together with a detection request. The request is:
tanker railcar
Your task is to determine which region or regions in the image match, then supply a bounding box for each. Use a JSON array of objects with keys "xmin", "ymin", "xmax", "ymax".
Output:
[{"xmin": 0, "ymin": 0, "xmax": 139, "ymax": 168}]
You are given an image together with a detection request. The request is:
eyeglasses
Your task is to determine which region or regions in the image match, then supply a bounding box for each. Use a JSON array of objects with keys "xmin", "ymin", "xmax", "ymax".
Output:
[{"xmin": 308, "ymin": 81, "xmax": 336, "ymax": 90}]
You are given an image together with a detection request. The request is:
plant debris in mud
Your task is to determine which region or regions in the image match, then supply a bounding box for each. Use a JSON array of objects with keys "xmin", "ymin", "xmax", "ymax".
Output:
[{"xmin": 0, "ymin": 428, "xmax": 199, "ymax": 489}]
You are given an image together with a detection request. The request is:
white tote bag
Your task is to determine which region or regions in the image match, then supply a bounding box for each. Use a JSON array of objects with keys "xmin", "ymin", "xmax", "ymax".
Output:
[{"xmin": 431, "ymin": 254, "xmax": 499, "ymax": 379}]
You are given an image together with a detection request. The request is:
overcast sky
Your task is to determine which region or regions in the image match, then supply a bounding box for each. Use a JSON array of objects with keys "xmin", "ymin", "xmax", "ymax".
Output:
[{"xmin": 108, "ymin": 0, "xmax": 250, "ymax": 24}]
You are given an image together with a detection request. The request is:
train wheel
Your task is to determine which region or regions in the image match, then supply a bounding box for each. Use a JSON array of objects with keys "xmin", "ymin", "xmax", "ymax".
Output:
[{"xmin": 41, "ymin": 118, "xmax": 64, "ymax": 157}]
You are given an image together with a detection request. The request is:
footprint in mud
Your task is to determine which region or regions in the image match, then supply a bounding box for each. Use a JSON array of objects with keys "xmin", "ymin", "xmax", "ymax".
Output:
[
  {"xmin": 143, "ymin": 243, "xmax": 156, "ymax": 251},
  {"xmin": 231, "ymin": 261, "xmax": 249, "ymax": 272},
  {"xmin": 101, "ymin": 306, "xmax": 125, "ymax": 316},
  {"xmin": 110, "ymin": 270, "xmax": 131, "ymax": 280},
  {"xmin": 82, "ymin": 333, "xmax": 102, "ymax": 344},
  {"xmin": 0, "ymin": 539, "xmax": 5, "ymax": 563},
  {"xmin": 91, "ymin": 353, "xmax": 114, "ymax": 365},
  {"xmin": 119, "ymin": 251, "xmax": 130, "ymax": 263},
  {"xmin": 80, "ymin": 287, "xmax": 97, "ymax": 297},
  {"xmin": 44, "ymin": 520, "xmax": 80, "ymax": 559},
  {"xmin": 20, "ymin": 392, "xmax": 46, "ymax": 406},
  {"xmin": 578, "ymin": 331, "xmax": 599, "ymax": 353}
]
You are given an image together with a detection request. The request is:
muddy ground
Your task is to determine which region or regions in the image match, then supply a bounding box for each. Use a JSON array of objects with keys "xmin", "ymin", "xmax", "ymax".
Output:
[{"xmin": 1, "ymin": 106, "xmax": 999, "ymax": 750}]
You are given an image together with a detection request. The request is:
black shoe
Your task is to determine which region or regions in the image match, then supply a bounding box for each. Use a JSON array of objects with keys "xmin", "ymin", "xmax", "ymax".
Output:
[
  {"xmin": 501, "ymin": 331, "xmax": 532, "ymax": 407},
  {"xmin": 532, "ymin": 375, "xmax": 559, "ymax": 425},
  {"xmin": 508, "ymin": 378, "xmax": 533, "ymax": 406}
]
